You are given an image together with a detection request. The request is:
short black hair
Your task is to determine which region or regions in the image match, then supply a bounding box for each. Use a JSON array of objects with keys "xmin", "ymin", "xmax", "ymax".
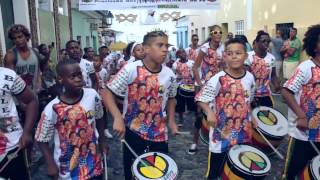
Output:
[
  {"xmin": 225, "ymin": 38, "xmax": 247, "ymax": 52},
  {"xmin": 255, "ymin": 31, "xmax": 270, "ymax": 42},
  {"xmin": 143, "ymin": 30, "xmax": 168, "ymax": 45},
  {"xmin": 8, "ymin": 24, "xmax": 31, "ymax": 40},
  {"xmin": 191, "ymin": 34, "xmax": 198, "ymax": 39},
  {"xmin": 291, "ymin": 27, "xmax": 298, "ymax": 32},
  {"xmin": 303, "ymin": 24, "xmax": 320, "ymax": 58},
  {"xmin": 65, "ymin": 40, "xmax": 80, "ymax": 49},
  {"xmin": 98, "ymin": 46, "xmax": 108, "ymax": 52},
  {"xmin": 56, "ymin": 58, "xmax": 79, "ymax": 76}
]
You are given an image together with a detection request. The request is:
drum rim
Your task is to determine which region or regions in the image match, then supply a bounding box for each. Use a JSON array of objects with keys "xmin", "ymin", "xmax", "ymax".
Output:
[
  {"xmin": 252, "ymin": 106, "xmax": 288, "ymax": 136},
  {"xmin": 310, "ymin": 155, "xmax": 320, "ymax": 179},
  {"xmin": 179, "ymin": 84, "xmax": 195, "ymax": 92},
  {"xmin": 131, "ymin": 152, "xmax": 178, "ymax": 180},
  {"xmin": 199, "ymin": 129, "xmax": 209, "ymax": 145},
  {"xmin": 178, "ymin": 87, "xmax": 195, "ymax": 98},
  {"xmin": 228, "ymin": 145, "xmax": 271, "ymax": 175}
]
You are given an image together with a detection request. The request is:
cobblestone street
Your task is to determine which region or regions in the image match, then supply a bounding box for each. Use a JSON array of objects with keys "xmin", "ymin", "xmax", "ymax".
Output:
[{"xmin": 32, "ymin": 95, "xmax": 288, "ymax": 180}]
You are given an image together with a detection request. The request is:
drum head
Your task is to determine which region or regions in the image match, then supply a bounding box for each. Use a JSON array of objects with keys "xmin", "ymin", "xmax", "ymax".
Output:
[
  {"xmin": 311, "ymin": 155, "xmax": 320, "ymax": 179},
  {"xmin": 252, "ymin": 106, "xmax": 288, "ymax": 137},
  {"xmin": 228, "ymin": 145, "xmax": 271, "ymax": 175},
  {"xmin": 132, "ymin": 152, "xmax": 178, "ymax": 180}
]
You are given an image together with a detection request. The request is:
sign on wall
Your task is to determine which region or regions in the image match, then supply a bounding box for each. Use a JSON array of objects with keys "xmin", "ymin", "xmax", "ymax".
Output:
[{"xmin": 79, "ymin": 0, "xmax": 220, "ymax": 10}]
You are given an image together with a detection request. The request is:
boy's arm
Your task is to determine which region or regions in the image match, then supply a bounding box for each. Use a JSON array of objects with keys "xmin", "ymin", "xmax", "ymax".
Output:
[
  {"xmin": 271, "ymin": 66, "xmax": 281, "ymax": 92},
  {"xmin": 167, "ymin": 98, "xmax": 177, "ymax": 135},
  {"xmin": 197, "ymin": 102, "xmax": 217, "ymax": 128},
  {"xmin": 282, "ymin": 88, "xmax": 307, "ymax": 130},
  {"xmin": 192, "ymin": 50, "xmax": 205, "ymax": 86},
  {"xmin": 3, "ymin": 50, "xmax": 16, "ymax": 70},
  {"xmin": 100, "ymin": 88, "xmax": 125, "ymax": 139},
  {"xmin": 38, "ymin": 142, "xmax": 59, "ymax": 179}
]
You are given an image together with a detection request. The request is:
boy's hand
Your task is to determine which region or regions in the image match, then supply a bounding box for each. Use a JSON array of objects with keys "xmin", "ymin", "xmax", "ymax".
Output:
[
  {"xmin": 113, "ymin": 116, "xmax": 126, "ymax": 139},
  {"xmin": 98, "ymin": 138, "xmax": 109, "ymax": 155},
  {"xmin": 47, "ymin": 160, "xmax": 59, "ymax": 180},
  {"xmin": 207, "ymin": 111, "xmax": 217, "ymax": 128},
  {"xmin": 169, "ymin": 120, "xmax": 178, "ymax": 135},
  {"xmin": 252, "ymin": 118, "xmax": 258, "ymax": 129},
  {"xmin": 296, "ymin": 117, "xmax": 308, "ymax": 131},
  {"xmin": 19, "ymin": 131, "xmax": 33, "ymax": 149}
]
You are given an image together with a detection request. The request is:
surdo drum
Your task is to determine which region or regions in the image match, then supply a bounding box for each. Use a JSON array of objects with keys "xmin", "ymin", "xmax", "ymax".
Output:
[{"xmin": 131, "ymin": 152, "xmax": 178, "ymax": 180}]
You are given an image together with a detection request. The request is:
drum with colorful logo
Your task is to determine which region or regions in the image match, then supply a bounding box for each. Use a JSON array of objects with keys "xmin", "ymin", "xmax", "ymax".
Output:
[
  {"xmin": 132, "ymin": 152, "xmax": 178, "ymax": 180},
  {"xmin": 299, "ymin": 155, "xmax": 320, "ymax": 180},
  {"xmin": 221, "ymin": 145, "xmax": 271, "ymax": 180},
  {"xmin": 178, "ymin": 84, "xmax": 195, "ymax": 98},
  {"xmin": 200, "ymin": 112, "xmax": 209, "ymax": 145},
  {"xmin": 252, "ymin": 106, "xmax": 288, "ymax": 152}
]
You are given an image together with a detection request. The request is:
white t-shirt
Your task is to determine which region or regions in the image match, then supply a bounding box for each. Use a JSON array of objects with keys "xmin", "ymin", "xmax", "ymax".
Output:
[
  {"xmin": 0, "ymin": 67, "xmax": 26, "ymax": 155},
  {"xmin": 185, "ymin": 46, "xmax": 200, "ymax": 61},
  {"xmin": 199, "ymin": 42, "xmax": 224, "ymax": 83},
  {"xmin": 96, "ymin": 68, "xmax": 110, "ymax": 90},
  {"xmin": 107, "ymin": 60, "xmax": 177, "ymax": 142},
  {"xmin": 246, "ymin": 51, "xmax": 275, "ymax": 97},
  {"xmin": 283, "ymin": 59, "xmax": 320, "ymax": 142},
  {"xmin": 195, "ymin": 71, "xmax": 255, "ymax": 153},
  {"xmin": 172, "ymin": 59, "xmax": 194, "ymax": 86},
  {"xmin": 35, "ymin": 88, "xmax": 104, "ymax": 179},
  {"xmin": 79, "ymin": 58, "xmax": 95, "ymax": 88}
]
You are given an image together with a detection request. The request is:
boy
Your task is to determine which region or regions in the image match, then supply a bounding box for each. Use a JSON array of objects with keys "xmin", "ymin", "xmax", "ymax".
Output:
[
  {"xmin": 93, "ymin": 55, "xmax": 113, "ymax": 138},
  {"xmin": 102, "ymin": 30, "xmax": 178, "ymax": 180},
  {"xmin": 195, "ymin": 38, "xmax": 255, "ymax": 179},
  {"xmin": 0, "ymin": 67, "xmax": 38, "ymax": 180},
  {"xmin": 35, "ymin": 59, "xmax": 107, "ymax": 180},
  {"xmin": 172, "ymin": 49, "xmax": 196, "ymax": 126},
  {"xmin": 281, "ymin": 24, "xmax": 320, "ymax": 180},
  {"xmin": 246, "ymin": 31, "xmax": 280, "ymax": 108}
]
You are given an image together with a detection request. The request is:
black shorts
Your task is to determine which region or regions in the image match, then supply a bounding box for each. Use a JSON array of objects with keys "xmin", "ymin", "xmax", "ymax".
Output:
[
  {"xmin": 206, "ymin": 151, "xmax": 228, "ymax": 179},
  {"xmin": 123, "ymin": 127, "xmax": 169, "ymax": 180},
  {"xmin": 175, "ymin": 88, "xmax": 196, "ymax": 113}
]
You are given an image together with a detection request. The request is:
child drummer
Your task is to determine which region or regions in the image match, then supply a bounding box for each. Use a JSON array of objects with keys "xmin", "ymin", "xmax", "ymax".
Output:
[
  {"xmin": 102, "ymin": 30, "xmax": 178, "ymax": 180},
  {"xmin": 172, "ymin": 49, "xmax": 196, "ymax": 126},
  {"xmin": 195, "ymin": 38, "xmax": 256, "ymax": 179},
  {"xmin": 282, "ymin": 24, "xmax": 320, "ymax": 180}
]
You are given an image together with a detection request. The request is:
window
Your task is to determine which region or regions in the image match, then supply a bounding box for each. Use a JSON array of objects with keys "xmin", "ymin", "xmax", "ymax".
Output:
[
  {"xmin": 77, "ymin": 36, "xmax": 82, "ymax": 46},
  {"xmin": 185, "ymin": 30, "xmax": 188, "ymax": 48},
  {"xmin": 191, "ymin": 30, "xmax": 194, "ymax": 35},
  {"xmin": 276, "ymin": 23, "xmax": 294, "ymax": 40},
  {"xmin": 86, "ymin": 36, "xmax": 90, "ymax": 47},
  {"xmin": 38, "ymin": 0, "xmax": 51, "ymax": 11},
  {"xmin": 201, "ymin": 27, "xmax": 205, "ymax": 43},
  {"xmin": 235, "ymin": 20, "xmax": 244, "ymax": 35},
  {"xmin": 195, "ymin": 28, "xmax": 198, "ymax": 36}
]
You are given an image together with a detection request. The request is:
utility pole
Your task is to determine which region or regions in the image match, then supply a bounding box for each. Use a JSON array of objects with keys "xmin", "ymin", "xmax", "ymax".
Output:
[
  {"xmin": 53, "ymin": 0, "xmax": 61, "ymax": 57},
  {"xmin": 67, "ymin": 0, "xmax": 73, "ymax": 40},
  {"xmin": 28, "ymin": 0, "xmax": 39, "ymax": 47}
]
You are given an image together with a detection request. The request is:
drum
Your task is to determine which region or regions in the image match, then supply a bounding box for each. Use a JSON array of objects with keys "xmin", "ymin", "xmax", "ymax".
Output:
[
  {"xmin": 178, "ymin": 84, "xmax": 195, "ymax": 98},
  {"xmin": 299, "ymin": 155, "xmax": 320, "ymax": 180},
  {"xmin": 252, "ymin": 106, "xmax": 288, "ymax": 152},
  {"xmin": 132, "ymin": 152, "xmax": 178, "ymax": 180},
  {"xmin": 221, "ymin": 145, "xmax": 271, "ymax": 180}
]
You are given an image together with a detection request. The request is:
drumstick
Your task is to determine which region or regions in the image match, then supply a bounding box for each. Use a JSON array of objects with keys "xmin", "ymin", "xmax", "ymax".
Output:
[
  {"xmin": 256, "ymin": 128, "xmax": 284, "ymax": 160},
  {"xmin": 23, "ymin": 149, "xmax": 32, "ymax": 180},
  {"xmin": 103, "ymin": 153, "xmax": 108, "ymax": 180},
  {"xmin": 310, "ymin": 141, "xmax": 320, "ymax": 155}
]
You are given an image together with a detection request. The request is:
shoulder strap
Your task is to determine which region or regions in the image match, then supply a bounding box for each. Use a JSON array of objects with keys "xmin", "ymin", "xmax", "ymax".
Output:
[{"xmin": 12, "ymin": 47, "xmax": 18, "ymax": 66}]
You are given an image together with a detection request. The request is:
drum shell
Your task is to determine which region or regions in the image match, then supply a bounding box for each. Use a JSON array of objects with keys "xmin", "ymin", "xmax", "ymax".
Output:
[
  {"xmin": 178, "ymin": 87, "xmax": 195, "ymax": 98},
  {"xmin": 252, "ymin": 127, "xmax": 284, "ymax": 152},
  {"xmin": 299, "ymin": 159, "xmax": 318, "ymax": 180},
  {"xmin": 200, "ymin": 118, "xmax": 209, "ymax": 145}
]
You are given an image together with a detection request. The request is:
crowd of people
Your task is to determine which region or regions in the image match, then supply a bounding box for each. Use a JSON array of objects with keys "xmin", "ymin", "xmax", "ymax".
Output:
[{"xmin": 0, "ymin": 22, "xmax": 320, "ymax": 180}]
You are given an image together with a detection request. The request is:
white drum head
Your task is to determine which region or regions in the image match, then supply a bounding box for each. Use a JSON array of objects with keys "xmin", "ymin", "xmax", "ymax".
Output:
[
  {"xmin": 132, "ymin": 152, "xmax": 178, "ymax": 180},
  {"xmin": 252, "ymin": 106, "xmax": 288, "ymax": 137},
  {"xmin": 229, "ymin": 145, "xmax": 271, "ymax": 175},
  {"xmin": 311, "ymin": 155, "xmax": 320, "ymax": 179}
]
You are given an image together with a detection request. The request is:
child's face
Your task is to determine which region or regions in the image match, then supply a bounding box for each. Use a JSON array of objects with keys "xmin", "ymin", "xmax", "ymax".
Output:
[
  {"xmin": 144, "ymin": 36, "xmax": 169, "ymax": 64},
  {"xmin": 177, "ymin": 50, "xmax": 187, "ymax": 60},
  {"xmin": 93, "ymin": 57, "xmax": 102, "ymax": 69},
  {"xmin": 12, "ymin": 32, "xmax": 29, "ymax": 48},
  {"xmin": 133, "ymin": 44, "xmax": 145, "ymax": 60},
  {"xmin": 59, "ymin": 63, "xmax": 83, "ymax": 92},
  {"xmin": 256, "ymin": 35, "xmax": 271, "ymax": 52},
  {"xmin": 224, "ymin": 43, "xmax": 247, "ymax": 70}
]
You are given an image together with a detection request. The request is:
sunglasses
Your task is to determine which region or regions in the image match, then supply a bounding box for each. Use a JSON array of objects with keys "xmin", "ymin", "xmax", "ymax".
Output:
[
  {"xmin": 211, "ymin": 31, "xmax": 223, "ymax": 35},
  {"xmin": 193, "ymin": 39, "xmax": 199, "ymax": 41},
  {"xmin": 260, "ymin": 39, "xmax": 271, "ymax": 43}
]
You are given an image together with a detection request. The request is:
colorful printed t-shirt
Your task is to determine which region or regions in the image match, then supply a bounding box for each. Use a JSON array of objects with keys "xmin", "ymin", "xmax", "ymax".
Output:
[
  {"xmin": 246, "ymin": 51, "xmax": 275, "ymax": 97},
  {"xmin": 107, "ymin": 60, "xmax": 177, "ymax": 142},
  {"xmin": 283, "ymin": 59, "xmax": 320, "ymax": 142},
  {"xmin": 80, "ymin": 58, "xmax": 95, "ymax": 88},
  {"xmin": 185, "ymin": 46, "xmax": 200, "ymax": 61},
  {"xmin": 172, "ymin": 59, "xmax": 194, "ymax": 86},
  {"xmin": 199, "ymin": 42, "xmax": 224, "ymax": 83},
  {"xmin": 35, "ymin": 88, "xmax": 104, "ymax": 180},
  {"xmin": 96, "ymin": 68, "xmax": 109, "ymax": 90},
  {"xmin": 195, "ymin": 71, "xmax": 255, "ymax": 153},
  {"xmin": 0, "ymin": 67, "xmax": 26, "ymax": 155}
]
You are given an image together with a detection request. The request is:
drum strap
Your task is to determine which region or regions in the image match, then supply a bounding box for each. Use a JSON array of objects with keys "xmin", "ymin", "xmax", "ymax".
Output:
[
  {"xmin": 256, "ymin": 128, "xmax": 284, "ymax": 160},
  {"xmin": 310, "ymin": 141, "xmax": 320, "ymax": 155}
]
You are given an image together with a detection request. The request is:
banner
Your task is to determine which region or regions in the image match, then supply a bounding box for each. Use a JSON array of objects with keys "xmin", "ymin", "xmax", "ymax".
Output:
[{"xmin": 79, "ymin": 0, "xmax": 220, "ymax": 10}]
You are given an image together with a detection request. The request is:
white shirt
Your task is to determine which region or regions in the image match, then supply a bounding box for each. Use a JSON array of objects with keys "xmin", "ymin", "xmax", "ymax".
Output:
[{"xmin": 79, "ymin": 58, "xmax": 95, "ymax": 88}]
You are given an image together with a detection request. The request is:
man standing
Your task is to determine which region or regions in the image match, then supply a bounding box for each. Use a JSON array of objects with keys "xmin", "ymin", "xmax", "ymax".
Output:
[
  {"xmin": 271, "ymin": 29, "xmax": 284, "ymax": 78},
  {"xmin": 66, "ymin": 40, "xmax": 97, "ymax": 90},
  {"xmin": 281, "ymin": 27, "xmax": 302, "ymax": 79},
  {"xmin": 185, "ymin": 34, "xmax": 200, "ymax": 62}
]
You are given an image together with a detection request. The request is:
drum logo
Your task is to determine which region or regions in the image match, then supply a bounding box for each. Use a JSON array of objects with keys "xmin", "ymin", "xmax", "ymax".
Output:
[
  {"xmin": 257, "ymin": 110, "xmax": 278, "ymax": 126},
  {"xmin": 239, "ymin": 151, "xmax": 267, "ymax": 171},
  {"xmin": 137, "ymin": 154, "xmax": 170, "ymax": 179}
]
